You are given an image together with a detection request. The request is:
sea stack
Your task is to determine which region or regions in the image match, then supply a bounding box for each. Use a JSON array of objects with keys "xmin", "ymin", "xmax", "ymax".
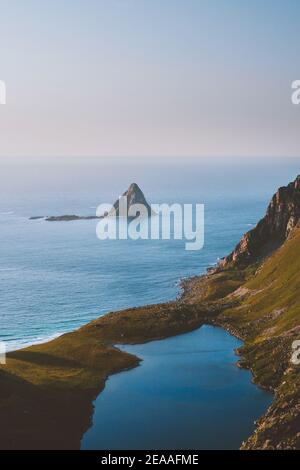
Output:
[{"xmin": 109, "ymin": 183, "xmax": 153, "ymax": 217}]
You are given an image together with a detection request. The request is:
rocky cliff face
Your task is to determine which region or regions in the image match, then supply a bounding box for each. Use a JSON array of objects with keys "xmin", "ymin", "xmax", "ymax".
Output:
[
  {"xmin": 219, "ymin": 175, "xmax": 300, "ymax": 268},
  {"xmin": 110, "ymin": 183, "xmax": 152, "ymax": 217}
]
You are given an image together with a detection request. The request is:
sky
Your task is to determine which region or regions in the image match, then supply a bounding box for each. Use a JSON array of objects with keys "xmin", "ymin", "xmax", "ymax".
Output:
[{"xmin": 0, "ymin": 0, "xmax": 300, "ymax": 167}]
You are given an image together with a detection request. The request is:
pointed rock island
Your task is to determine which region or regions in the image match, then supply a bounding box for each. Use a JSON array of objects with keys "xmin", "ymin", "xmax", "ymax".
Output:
[
  {"xmin": 107, "ymin": 182, "xmax": 153, "ymax": 217},
  {"xmin": 29, "ymin": 183, "xmax": 153, "ymax": 221}
]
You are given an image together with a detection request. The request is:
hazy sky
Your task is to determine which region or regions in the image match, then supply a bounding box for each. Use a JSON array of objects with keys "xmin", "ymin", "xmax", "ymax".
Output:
[{"xmin": 0, "ymin": 0, "xmax": 300, "ymax": 161}]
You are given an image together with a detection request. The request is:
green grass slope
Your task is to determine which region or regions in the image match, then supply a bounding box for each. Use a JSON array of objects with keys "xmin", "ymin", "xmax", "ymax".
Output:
[{"xmin": 217, "ymin": 224, "xmax": 300, "ymax": 449}]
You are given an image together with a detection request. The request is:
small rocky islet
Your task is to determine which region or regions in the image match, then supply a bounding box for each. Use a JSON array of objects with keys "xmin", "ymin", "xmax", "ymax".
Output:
[{"xmin": 29, "ymin": 183, "xmax": 152, "ymax": 221}]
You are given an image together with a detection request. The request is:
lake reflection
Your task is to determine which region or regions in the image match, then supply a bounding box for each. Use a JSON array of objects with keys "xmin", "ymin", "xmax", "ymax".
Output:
[{"xmin": 81, "ymin": 325, "xmax": 272, "ymax": 450}]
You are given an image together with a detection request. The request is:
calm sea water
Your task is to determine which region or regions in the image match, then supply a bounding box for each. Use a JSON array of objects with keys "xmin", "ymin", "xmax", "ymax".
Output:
[
  {"xmin": 0, "ymin": 163, "xmax": 297, "ymax": 450},
  {"xmin": 0, "ymin": 189, "xmax": 266, "ymax": 350},
  {"xmin": 0, "ymin": 190, "xmax": 266, "ymax": 351},
  {"xmin": 81, "ymin": 326, "xmax": 272, "ymax": 450}
]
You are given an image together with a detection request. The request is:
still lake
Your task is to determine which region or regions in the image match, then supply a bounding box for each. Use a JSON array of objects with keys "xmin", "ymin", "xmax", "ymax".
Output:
[{"xmin": 81, "ymin": 326, "xmax": 272, "ymax": 450}]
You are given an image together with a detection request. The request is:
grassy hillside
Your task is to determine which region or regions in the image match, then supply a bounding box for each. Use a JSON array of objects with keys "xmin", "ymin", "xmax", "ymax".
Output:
[
  {"xmin": 180, "ymin": 222, "xmax": 300, "ymax": 449},
  {"xmin": 0, "ymin": 303, "xmax": 210, "ymax": 449},
  {"xmin": 216, "ymin": 225, "xmax": 300, "ymax": 449},
  {"xmin": 1, "ymin": 201, "xmax": 300, "ymax": 449}
]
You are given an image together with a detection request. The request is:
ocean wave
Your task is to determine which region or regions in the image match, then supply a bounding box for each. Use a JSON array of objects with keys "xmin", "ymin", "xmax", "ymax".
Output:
[{"xmin": 4, "ymin": 332, "xmax": 63, "ymax": 353}]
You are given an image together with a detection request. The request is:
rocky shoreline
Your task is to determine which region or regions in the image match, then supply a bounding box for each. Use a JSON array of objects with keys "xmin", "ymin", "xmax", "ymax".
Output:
[{"xmin": 1, "ymin": 176, "xmax": 300, "ymax": 449}]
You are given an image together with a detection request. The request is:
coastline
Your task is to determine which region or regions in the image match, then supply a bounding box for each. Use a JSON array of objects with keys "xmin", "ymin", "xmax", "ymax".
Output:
[
  {"xmin": 0, "ymin": 300, "xmax": 211, "ymax": 449},
  {"xmin": 0, "ymin": 257, "xmax": 298, "ymax": 450},
  {"xmin": 7, "ymin": 277, "xmax": 188, "ymax": 354},
  {"xmin": 1, "ymin": 245, "xmax": 299, "ymax": 449},
  {"xmin": 0, "ymin": 267, "xmax": 274, "ymax": 450},
  {"xmin": 7, "ymin": 261, "xmax": 205, "ymax": 354},
  {"xmin": 5, "ymin": 332, "xmax": 64, "ymax": 354},
  {"xmin": 2, "ymin": 179, "xmax": 300, "ymax": 449}
]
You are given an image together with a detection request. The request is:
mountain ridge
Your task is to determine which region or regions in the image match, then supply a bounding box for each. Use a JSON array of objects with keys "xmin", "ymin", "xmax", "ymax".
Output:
[{"xmin": 219, "ymin": 175, "xmax": 300, "ymax": 268}]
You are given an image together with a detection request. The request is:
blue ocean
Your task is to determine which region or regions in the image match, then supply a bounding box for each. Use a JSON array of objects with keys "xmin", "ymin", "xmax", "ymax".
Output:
[
  {"xmin": 1, "ymin": 161, "xmax": 297, "ymax": 449},
  {"xmin": 0, "ymin": 191, "xmax": 260, "ymax": 351},
  {"xmin": 0, "ymin": 161, "xmax": 298, "ymax": 351}
]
